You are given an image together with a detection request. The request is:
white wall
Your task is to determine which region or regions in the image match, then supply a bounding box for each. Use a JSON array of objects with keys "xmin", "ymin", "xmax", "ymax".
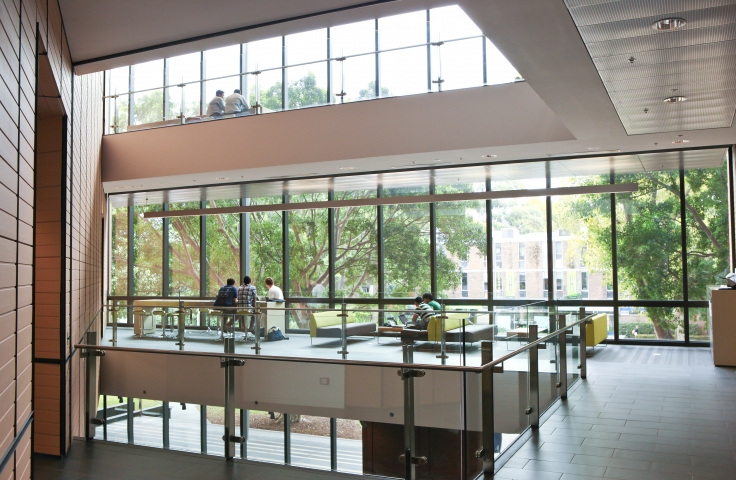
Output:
[{"xmin": 102, "ymin": 82, "xmax": 575, "ymax": 187}]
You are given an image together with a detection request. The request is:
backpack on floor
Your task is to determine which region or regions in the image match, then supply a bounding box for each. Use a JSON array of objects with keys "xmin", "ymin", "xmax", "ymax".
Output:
[{"xmin": 266, "ymin": 326, "xmax": 287, "ymax": 341}]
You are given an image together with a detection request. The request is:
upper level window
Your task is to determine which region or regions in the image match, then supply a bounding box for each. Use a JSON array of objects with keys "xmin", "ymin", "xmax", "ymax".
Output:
[
  {"xmin": 554, "ymin": 241, "xmax": 563, "ymax": 268},
  {"xmin": 103, "ymin": 5, "xmax": 520, "ymax": 135},
  {"xmin": 495, "ymin": 243, "xmax": 502, "ymax": 268}
]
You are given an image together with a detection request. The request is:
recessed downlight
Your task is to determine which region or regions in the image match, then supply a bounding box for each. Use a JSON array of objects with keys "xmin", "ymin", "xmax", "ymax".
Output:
[
  {"xmin": 652, "ymin": 18, "xmax": 686, "ymax": 31},
  {"xmin": 482, "ymin": 154, "xmax": 497, "ymax": 158},
  {"xmin": 339, "ymin": 166, "xmax": 354, "ymax": 170},
  {"xmin": 664, "ymin": 95, "xmax": 687, "ymax": 103},
  {"xmin": 672, "ymin": 139, "xmax": 690, "ymax": 144},
  {"xmin": 215, "ymin": 177, "xmax": 228, "ymax": 180}
]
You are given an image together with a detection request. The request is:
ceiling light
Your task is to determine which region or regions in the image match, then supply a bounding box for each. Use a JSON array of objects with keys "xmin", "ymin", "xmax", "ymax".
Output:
[
  {"xmin": 482, "ymin": 154, "xmax": 497, "ymax": 158},
  {"xmin": 672, "ymin": 139, "xmax": 690, "ymax": 144},
  {"xmin": 652, "ymin": 18, "xmax": 686, "ymax": 31},
  {"xmin": 215, "ymin": 177, "xmax": 228, "ymax": 180},
  {"xmin": 664, "ymin": 95, "xmax": 687, "ymax": 103},
  {"xmin": 339, "ymin": 166, "xmax": 354, "ymax": 170}
]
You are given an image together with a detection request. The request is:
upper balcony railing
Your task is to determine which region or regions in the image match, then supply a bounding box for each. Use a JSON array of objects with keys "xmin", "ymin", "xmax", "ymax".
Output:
[{"xmin": 103, "ymin": 6, "xmax": 523, "ymax": 135}]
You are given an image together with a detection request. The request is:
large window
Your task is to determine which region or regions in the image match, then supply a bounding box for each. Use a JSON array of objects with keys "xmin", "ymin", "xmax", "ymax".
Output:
[
  {"xmin": 104, "ymin": 5, "xmax": 516, "ymax": 134},
  {"xmin": 168, "ymin": 202, "xmax": 201, "ymax": 296},
  {"xmin": 108, "ymin": 150, "xmax": 732, "ymax": 343}
]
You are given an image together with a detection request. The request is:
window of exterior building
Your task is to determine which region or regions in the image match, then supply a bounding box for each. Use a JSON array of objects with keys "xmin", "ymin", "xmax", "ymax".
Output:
[
  {"xmin": 555, "ymin": 271, "xmax": 563, "ymax": 294},
  {"xmin": 495, "ymin": 243, "xmax": 502, "ymax": 268},
  {"xmin": 461, "ymin": 273, "xmax": 468, "ymax": 297},
  {"xmin": 554, "ymin": 241, "xmax": 563, "ymax": 268},
  {"xmin": 581, "ymin": 271, "xmax": 588, "ymax": 299},
  {"xmin": 519, "ymin": 273, "xmax": 526, "ymax": 298},
  {"xmin": 518, "ymin": 243, "xmax": 526, "ymax": 268}
]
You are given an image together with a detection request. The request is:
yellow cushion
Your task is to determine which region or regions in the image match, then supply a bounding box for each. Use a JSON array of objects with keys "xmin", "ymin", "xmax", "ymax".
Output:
[
  {"xmin": 585, "ymin": 313, "xmax": 608, "ymax": 346},
  {"xmin": 309, "ymin": 311, "xmax": 356, "ymax": 337},
  {"xmin": 427, "ymin": 312, "xmax": 471, "ymax": 342}
]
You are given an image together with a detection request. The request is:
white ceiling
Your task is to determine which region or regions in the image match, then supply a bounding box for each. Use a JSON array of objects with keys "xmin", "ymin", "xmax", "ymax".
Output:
[{"xmin": 62, "ymin": 0, "xmax": 453, "ymax": 73}]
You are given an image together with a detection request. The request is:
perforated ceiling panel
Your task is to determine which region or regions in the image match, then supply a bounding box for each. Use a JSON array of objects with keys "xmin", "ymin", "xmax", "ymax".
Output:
[{"xmin": 564, "ymin": 0, "xmax": 736, "ymax": 134}]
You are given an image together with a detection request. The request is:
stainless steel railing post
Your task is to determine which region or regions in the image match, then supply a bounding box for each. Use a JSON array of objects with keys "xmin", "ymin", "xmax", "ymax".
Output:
[
  {"xmin": 579, "ymin": 307, "xmax": 587, "ymax": 379},
  {"xmin": 528, "ymin": 324, "xmax": 540, "ymax": 428},
  {"xmin": 224, "ymin": 337, "xmax": 235, "ymax": 459},
  {"xmin": 222, "ymin": 336, "xmax": 245, "ymax": 460},
  {"xmin": 176, "ymin": 299, "xmax": 185, "ymax": 350},
  {"xmin": 84, "ymin": 331, "xmax": 104, "ymax": 439},
  {"xmin": 479, "ymin": 341, "xmax": 495, "ymax": 479},
  {"xmin": 253, "ymin": 302, "xmax": 264, "ymax": 354},
  {"xmin": 112, "ymin": 301, "xmax": 118, "ymax": 346},
  {"xmin": 559, "ymin": 315, "xmax": 568, "ymax": 398},
  {"xmin": 337, "ymin": 302, "xmax": 349, "ymax": 359},
  {"xmin": 400, "ymin": 344, "xmax": 426, "ymax": 480},
  {"xmin": 436, "ymin": 303, "xmax": 448, "ymax": 364}
]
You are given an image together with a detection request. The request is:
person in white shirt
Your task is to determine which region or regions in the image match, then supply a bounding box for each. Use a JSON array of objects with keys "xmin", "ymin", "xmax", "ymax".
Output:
[
  {"xmin": 265, "ymin": 277, "xmax": 284, "ymax": 300},
  {"xmin": 206, "ymin": 90, "xmax": 225, "ymax": 117},
  {"xmin": 224, "ymin": 89, "xmax": 249, "ymax": 114}
]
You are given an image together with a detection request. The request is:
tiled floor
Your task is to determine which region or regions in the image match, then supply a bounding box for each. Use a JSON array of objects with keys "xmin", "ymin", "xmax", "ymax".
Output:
[
  {"xmin": 34, "ymin": 439, "xmax": 361, "ymax": 480},
  {"xmin": 497, "ymin": 345, "xmax": 736, "ymax": 480}
]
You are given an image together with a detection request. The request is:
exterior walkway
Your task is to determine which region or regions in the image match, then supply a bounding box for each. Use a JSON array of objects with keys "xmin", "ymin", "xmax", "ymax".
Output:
[{"xmin": 497, "ymin": 345, "xmax": 736, "ymax": 480}]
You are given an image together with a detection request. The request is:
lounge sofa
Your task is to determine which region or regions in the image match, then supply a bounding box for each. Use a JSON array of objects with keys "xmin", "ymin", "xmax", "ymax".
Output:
[
  {"xmin": 309, "ymin": 311, "xmax": 376, "ymax": 344},
  {"xmin": 584, "ymin": 313, "xmax": 608, "ymax": 355},
  {"xmin": 401, "ymin": 312, "xmax": 496, "ymax": 346}
]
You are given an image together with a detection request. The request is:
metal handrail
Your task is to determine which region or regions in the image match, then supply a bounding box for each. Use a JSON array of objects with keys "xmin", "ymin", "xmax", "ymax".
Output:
[
  {"xmin": 77, "ymin": 312, "xmax": 595, "ymax": 373},
  {"xmin": 101, "ymin": 302, "xmax": 566, "ymax": 316},
  {"xmin": 481, "ymin": 313, "xmax": 594, "ymax": 370}
]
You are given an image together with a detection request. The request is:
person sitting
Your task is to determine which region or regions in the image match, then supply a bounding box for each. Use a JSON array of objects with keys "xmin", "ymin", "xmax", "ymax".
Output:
[
  {"xmin": 213, "ymin": 278, "xmax": 238, "ymax": 333},
  {"xmin": 225, "ymin": 89, "xmax": 250, "ymax": 114},
  {"xmin": 206, "ymin": 90, "xmax": 226, "ymax": 117},
  {"xmin": 238, "ymin": 276, "xmax": 257, "ymax": 332},
  {"xmin": 265, "ymin": 277, "xmax": 284, "ymax": 301},
  {"xmin": 423, "ymin": 292, "xmax": 442, "ymax": 311},
  {"xmin": 410, "ymin": 296, "xmax": 434, "ymax": 330}
]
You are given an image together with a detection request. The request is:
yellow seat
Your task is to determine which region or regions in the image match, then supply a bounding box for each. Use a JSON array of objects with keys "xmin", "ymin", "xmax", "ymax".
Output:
[
  {"xmin": 426, "ymin": 312, "xmax": 471, "ymax": 342},
  {"xmin": 309, "ymin": 311, "xmax": 356, "ymax": 337},
  {"xmin": 585, "ymin": 313, "xmax": 608, "ymax": 352}
]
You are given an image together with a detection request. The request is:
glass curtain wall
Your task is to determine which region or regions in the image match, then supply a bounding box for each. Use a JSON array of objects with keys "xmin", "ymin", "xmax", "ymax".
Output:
[
  {"xmin": 103, "ymin": 5, "xmax": 519, "ymax": 134},
  {"xmin": 108, "ymin": 150, "xmax": 733, "ymax": 344}
]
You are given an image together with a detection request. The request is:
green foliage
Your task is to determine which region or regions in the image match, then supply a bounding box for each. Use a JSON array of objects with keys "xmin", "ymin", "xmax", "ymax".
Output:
[
  {"xmin": 618, "ymin": 322, "xmax": 654, "ymax": 337},
  {"xmin": 358, "ymin": 81, "xmax": 391, "ymax": 100},
  {"xmin": 565, "ymin": 164, "xmax": 728, "ymax": 339}
]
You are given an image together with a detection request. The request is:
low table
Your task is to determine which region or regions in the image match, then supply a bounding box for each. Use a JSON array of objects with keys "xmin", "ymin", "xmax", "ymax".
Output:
[{"xmin": 377, "ymin": 326, "xmax": 404, "ymax": 343}]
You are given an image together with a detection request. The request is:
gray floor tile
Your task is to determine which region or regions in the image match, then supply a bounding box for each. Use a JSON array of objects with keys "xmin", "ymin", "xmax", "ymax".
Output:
[
  {"xmin": 570, "ymin": 454, "xmax": 651, "ymax": 471},
  {"xmin": 523, "ymin": 459, "xmax": 606, "ymax": 476},
  {"xmin": 539, "ymin": 443, "xmax": 614, "ymax": 458},
  {"xmin": 581, "ymin": 437, "xmax": 656, "ymax": 452},
  {"xmin": 602, "ymin": 466, "xmax": 691, "ymax": 480},
  {"xmin": 559, "ymin": 475, "xmax": 606, "ymax": 480},
  {"xmin": 612, "ymin": 448, "xmax": 692, "ymax": 466},
  {"xmin": 652, "ymin": 461, "xmax": 736, "ymax": 479},
  {"xmin": 495, "ymin": 467, "xmax": 562, "ymax": 480}
]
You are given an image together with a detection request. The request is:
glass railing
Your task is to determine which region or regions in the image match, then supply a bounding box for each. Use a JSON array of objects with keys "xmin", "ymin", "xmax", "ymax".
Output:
[
  {"xmin": 80, "ymin": 300, "xmax": 593, "ymax": 479},
  {"xmin": 104, "ymin": 33, "xmax": 523, "ymax": 135}
]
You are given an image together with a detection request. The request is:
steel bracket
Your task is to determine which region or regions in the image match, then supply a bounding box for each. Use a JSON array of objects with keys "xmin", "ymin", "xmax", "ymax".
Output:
[
  {"xmin": 220, "ymin": 358, "xmax": 245, "ymax": 368},
  {"xmin": 397, "ymin": 369, "xmax": 426, "ymax": 380},
  {"xmin": 81, "ymin": 350, "xmax": 105, "ymax": 358},
  {"xmin": 399, "ymin": 454, "xmax": 428, "ymax": 465}
]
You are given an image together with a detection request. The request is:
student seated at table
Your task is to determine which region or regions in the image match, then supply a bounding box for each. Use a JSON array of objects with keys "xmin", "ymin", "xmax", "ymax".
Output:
[
  {"xmin": 423, "ymin": 292, "xmax": 441, "ymax": 311},
  {"xmin": 408, "ymin": 296, "xmax": 434, "ymax": 330},
  {"xmin": 214, "ymin": 278, "xmax": 238, "ymax": 331}
]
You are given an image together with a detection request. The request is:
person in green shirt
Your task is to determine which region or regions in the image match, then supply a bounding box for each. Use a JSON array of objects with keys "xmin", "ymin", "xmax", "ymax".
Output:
[{"xmin": 423, "ymin": 292, "xmax": 441, "ymax": 311}]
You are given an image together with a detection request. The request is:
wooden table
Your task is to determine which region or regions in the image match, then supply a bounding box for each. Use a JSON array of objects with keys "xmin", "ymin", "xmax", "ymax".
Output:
[{"xmin": 377, "ymin": 326, "xmax": 404, "ymax": 343}]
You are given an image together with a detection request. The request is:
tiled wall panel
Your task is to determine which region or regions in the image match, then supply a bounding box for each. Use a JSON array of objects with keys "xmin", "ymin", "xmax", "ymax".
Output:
[{"xmin": 0, "ymin": 0, "xmax": 104, "ymax": 474}]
